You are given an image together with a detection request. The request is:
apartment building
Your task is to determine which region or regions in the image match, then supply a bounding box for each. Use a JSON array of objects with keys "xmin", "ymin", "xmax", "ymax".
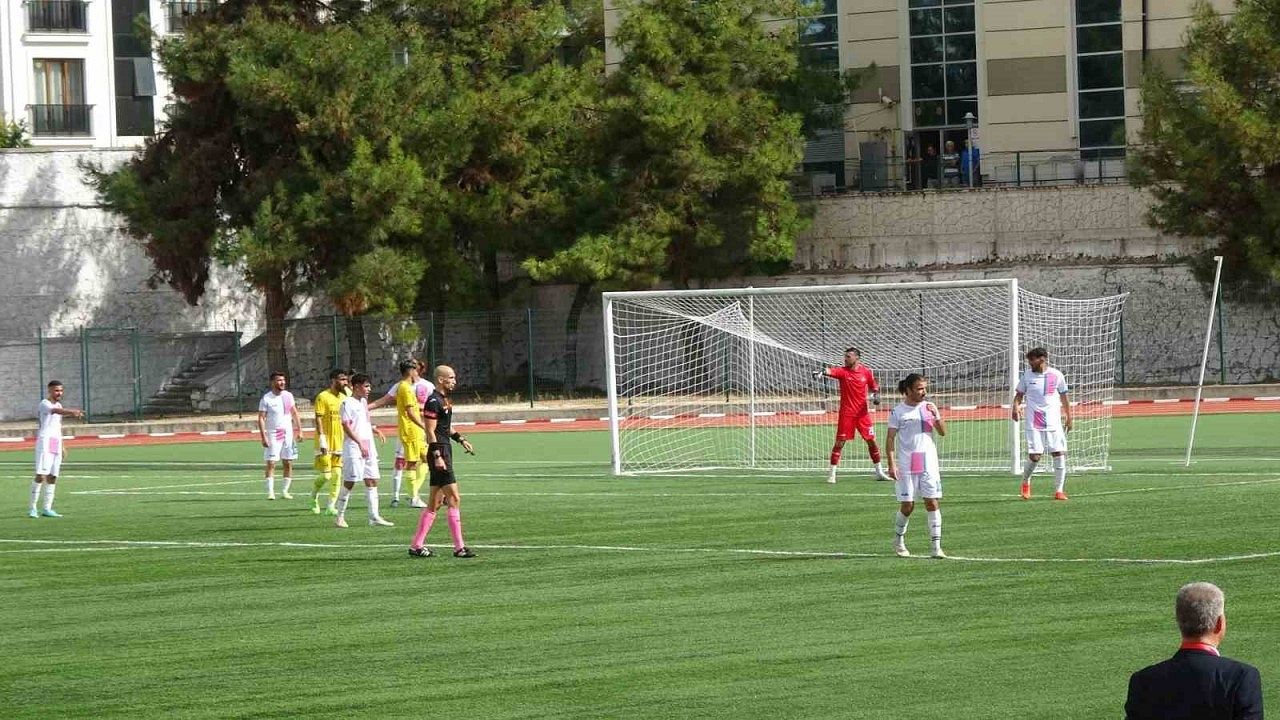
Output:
[
  {"xmin": 0, "ymin": 1, "xmax": 210, "ymax": 148},
  {"xmin": 605, "ymin": 0, "xmax": 1235, "ymax": 191}
]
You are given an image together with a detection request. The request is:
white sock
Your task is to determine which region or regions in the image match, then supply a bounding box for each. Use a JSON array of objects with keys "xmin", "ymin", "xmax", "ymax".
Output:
[
  {"xmin": 366, "ymin": 486, "xmax": 380, "ymax": 519},
  {"xmin": 43, "ymin": 483, "xmax": 57, "ymax": 511},
  {"xmin": 1053, "ymin": 456, "xmax": 1067, "ymax": 492},
  {"xmin": 393, "ymin": 473, "xmax": 403, "ymax": 499},
  {"xmin": 265, "ymin": 475, "xmax": 275, "ymax": 496},
  {"xmin": 875, "ymin": 462, "xmax": 885, "ymax": 472},
  {"xmin": 282, "ymin": 476, "xmax": 292, "ymax": 494},
  {"xmin": 29, "ymin": 481, "xmax": 41, "ymax": 512},
  {"xmin": 927, "ymin": 509, "xmax": 941, "ymax": 545},
  {"xmin": 894, "ymin": 511, "xmax": 909, "ymax": 539},
  {"xmin": 1021, "ymin": 459, "xmax": 1037, "ymax": 483},
  {"xmin": 336, "ymin": 486, "xmax": 351, "ymax": 518}
]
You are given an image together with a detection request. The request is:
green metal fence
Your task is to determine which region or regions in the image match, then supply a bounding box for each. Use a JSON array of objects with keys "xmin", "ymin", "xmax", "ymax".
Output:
[
  {"xmin": 2, "ymin": 308, "xmax": 607, "ymax": 422},
  {"xmin": 0, "ymin": 295, "xmax": 1259, "ymax": 423}
]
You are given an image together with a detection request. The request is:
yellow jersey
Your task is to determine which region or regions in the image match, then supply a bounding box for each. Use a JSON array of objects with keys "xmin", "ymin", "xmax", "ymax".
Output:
[
  {"xmin": 395, "ymin": 380, "xmax": 424, "ymax": 441},
  {"xmin": 314, "ymin": 389, "xmax": 346, "ymax": 453}
]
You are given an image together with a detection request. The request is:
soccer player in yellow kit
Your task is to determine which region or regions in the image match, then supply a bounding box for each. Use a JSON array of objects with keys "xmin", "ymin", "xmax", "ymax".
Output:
[
  {"xmin": 395, "ymin": 360, "xmax": 428, "ymax": 497},
  {"xmin": 312, "ymin": 369, "xmax": 349, "ymax": 515}
]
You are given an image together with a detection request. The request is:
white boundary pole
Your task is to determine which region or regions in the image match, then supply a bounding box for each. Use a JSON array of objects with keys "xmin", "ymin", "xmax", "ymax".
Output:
[
  {"xmin": 602, "ymin": 295, "xmax": 622, "ymax": 475},
  {"xmin": 1185, "ymin": 255, "xmax": 1224, "ymax": 467},
  {"xmin": 747, "ymin": 293, "xmax": 757, "ymax": 468},
  {"xmin": 1008, "ymin": 278, "xmax": 1021, "ymax": 474}
]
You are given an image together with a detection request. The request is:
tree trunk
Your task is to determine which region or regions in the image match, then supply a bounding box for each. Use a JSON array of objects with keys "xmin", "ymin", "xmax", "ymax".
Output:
[
  {"xmin": 483, "ymin": 247, "xmax": 505, "ymax": 393},
  {"xmin": 263, "ymin": 278, "xmax": 292, "ymax": 379},
  {"xmin": 563, "ymin": 282, "xmax": 592, "ymax": 393},
  {"xmin": 345, "ymin": 315, "xmax": 367, "ymax": 373}
]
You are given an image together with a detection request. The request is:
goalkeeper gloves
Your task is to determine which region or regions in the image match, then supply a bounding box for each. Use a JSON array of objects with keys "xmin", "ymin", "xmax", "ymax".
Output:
[
  {"xmin": 870, "ymin": 392, "xmax": 881, "ymax": 406},
  {"xmin": 811, "ymin": 369, "xmax": 824, "ymax": 379}
]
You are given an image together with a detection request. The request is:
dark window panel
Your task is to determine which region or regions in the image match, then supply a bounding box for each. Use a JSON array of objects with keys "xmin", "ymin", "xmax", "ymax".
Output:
[
  {"xmin": 943, "ymin": 0, "xmax": 975, "ymax": 5},
  {"xmin": 908, "ymin": 0, "xmax": 942, "ymax": 7},
  {"xmin": 909, "ymin": 8, "xmax": 942, "ymax": 36},
  {"xmin": 1082, "ymin": 146, "xmax": 1126, "ymax": 160},
  {"xmin": 801, "ymin": 45, "xmax": 840, "ymax": 71},
  {"xmin": 913, "ymin": 99, "xmax": 947, "ymax": 127},
  {"xmin": 1079, "ymin": 89, "xmax": 1124, "ymax": 118},
  {"xmin": 1077, "ymin": 24, "xmax": 1122, "ymax": 54},
  {"xmin": 946, "ymin": 62, "xmax": 977, "ymax": 96},
  {"xmin": 944, "ymin": 6, "xmax": 974, "ymax": 33},
  {"xmin": 1078, "ymin": 53, "xmax": 1123, "ymax": 89},
  {"xmin": 947, "ymin": 98, "xmax": 978, "ymax": 125},
  {"xmin": 799, "ymin": 17, "xmax": 837, "ymax": 45},
  {"xmin": 1077, "ymin": 0, "xmax": 1121, "ymax": 25},
  {"xmin": 116, "ymin": 96, "xmax": 155, "ymax": 136},
  {"xmin": 945, "ymin": 34, "xmax": 976, "ymax": 62},
  {"xmin": 1080, "ymin": 118, "xmax": 1126, "ymax": 147},
  {"xmin": 912, "ymin": 64, "xmax": 945, "ymax": 99},
  {"xmin": 911, "ymin": 36, "xmax": 944, "ymax": 64}
]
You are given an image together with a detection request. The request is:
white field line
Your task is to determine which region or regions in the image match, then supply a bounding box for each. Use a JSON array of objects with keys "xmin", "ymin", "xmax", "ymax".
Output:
[
  {"xmin": 68, "ymin": 476, "xmax": 1280, "ymax": 499},
  {"xmin": 0, "ymin": 537, "xmax": 1276, "ymax": 565}
]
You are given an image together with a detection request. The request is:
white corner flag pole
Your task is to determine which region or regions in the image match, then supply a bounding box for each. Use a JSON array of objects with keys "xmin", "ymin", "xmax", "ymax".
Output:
[{"xmin": 1185, "ymin": 255, "xmax": 1224, "ymax": 466}]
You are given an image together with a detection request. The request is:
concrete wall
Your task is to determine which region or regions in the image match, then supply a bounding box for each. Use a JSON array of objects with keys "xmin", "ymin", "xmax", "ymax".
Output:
[
  {"xmin": 796, "ymin": 184, "xmax": 1208, "ymax": 270},
  {"xmin": 0, "ymin": 149, "xmax": 266, "ymax": 338}
]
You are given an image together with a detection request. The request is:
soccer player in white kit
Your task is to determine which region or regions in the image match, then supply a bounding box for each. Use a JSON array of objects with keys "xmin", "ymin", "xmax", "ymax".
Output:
[
  {"xmin": 367, "ymin": 359, "xmax": 434, "ymax": 507},
  {"xmin": 885, "ymin": 373, "xmax": 948, "ymax": 558},
  {"xmin": 257, "ymin": 371, "xmax": 304, "ymax": 500},
  {"xmin": 335, "ymin": 374, "xmax": 393, "ymax": 528},
  {"xmin": 1012, "ymin": 347, "xmax": 1073, "ymax": 501},
  {"xmin": 29, "ymin": 380, "xmax": 84, "ymax": 518}
]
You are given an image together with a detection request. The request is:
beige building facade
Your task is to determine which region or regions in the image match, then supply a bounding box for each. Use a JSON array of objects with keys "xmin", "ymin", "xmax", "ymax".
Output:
[{"xmin": 604, "ymin": 0, "xmax": 1234, "ymax": 190}]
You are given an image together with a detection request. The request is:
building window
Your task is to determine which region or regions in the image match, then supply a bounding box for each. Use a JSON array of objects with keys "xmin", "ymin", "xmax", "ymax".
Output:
[
  {"xmin": 31, "ymin": 59, "xmax": 91, "ymax": 136},
  {"xmin": 167, "ymin": 1, "xmax": 216, "ymax": 34},
  {"xmin": 25, "ymin": 1, "xmax": 90, "ymax": 32},
  {"xmin": 1074, "ymin": 0, "xmax": 1125, "ymax": 158},
  {"xmin": 798, "ymin": 0, "xmax": 843, "ymax": 186},
  {"xmin": 908, "ymin": 0, "xmax": 978, "ymax": 129}
]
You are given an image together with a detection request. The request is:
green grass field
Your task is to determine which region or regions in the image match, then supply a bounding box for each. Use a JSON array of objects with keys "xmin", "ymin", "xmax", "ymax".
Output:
[{"xmin": 2, "ymin": 413, "xmax": 1278, "ymax": 719}]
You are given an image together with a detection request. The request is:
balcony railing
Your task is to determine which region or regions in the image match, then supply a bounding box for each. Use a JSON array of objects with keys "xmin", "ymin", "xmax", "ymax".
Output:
[
  {"xmin": 25, "ymin": 0, "xmax": 89, "ymax": 32},
  {"xmin": 28, "ymin": 104, "xmax": 92, "ymax": 137},
  {"xmin": 797, "ymin": 148, "xmax": 1132, "ymax": 197},
  {"xmin": 167, "ymin": 0, "xmax": 216, "ymax": 33}
]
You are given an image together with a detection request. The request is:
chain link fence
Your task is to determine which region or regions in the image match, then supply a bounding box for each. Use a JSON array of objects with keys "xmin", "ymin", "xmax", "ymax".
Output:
[{"xmin": 1, "ymin": 308, "xmax": 608, "ymax": 422}]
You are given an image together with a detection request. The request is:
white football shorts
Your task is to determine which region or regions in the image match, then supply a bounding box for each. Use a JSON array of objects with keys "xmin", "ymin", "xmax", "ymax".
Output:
[
  {"xmin": 1025, "ymin": 428, "xmax": 1067, "ymax": 455},
  {"xmin": 264, "ymin": 431, "xmax": 299, "ymax": 463},
  {"xmin": 342, "ymin": 448, "xmax": 380, "ymax": 483},
  {"xmin": 35, "ymin": 436, "xmax": 63, "ymax": 476},
  {"xmin": 894, "ymin": 450, "xmax": 941, "ymax": 501}
]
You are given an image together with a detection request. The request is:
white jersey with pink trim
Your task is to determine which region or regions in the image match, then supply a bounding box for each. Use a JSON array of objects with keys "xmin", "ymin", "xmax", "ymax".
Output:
[
  {"xmin": 888, "ymin": 401, "xmax": 941, "ymax": 475},
  {"xmin": 339, "ymin": 396, "xmax": 374, "ymax": 457},
  {"xmin": 1017, "ymin": 368, "xmax": 1069, "ymax": 431},
  {"xmin": 37, "ymin": 399, "xmax": 63, "ymax": 441},
  {"xmin": 384, "ymin": 378, "xmax": 435, "ymax": 408},
  {"xmin": 258, "ymin": 390, "xmax": 297, "ymax": 440}
]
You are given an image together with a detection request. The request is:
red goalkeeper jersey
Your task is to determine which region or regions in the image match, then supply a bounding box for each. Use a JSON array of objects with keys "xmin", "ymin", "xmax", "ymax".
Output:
[{"xmin": 828, "ymin": 364, "xmax": 878, "ymax": 416}]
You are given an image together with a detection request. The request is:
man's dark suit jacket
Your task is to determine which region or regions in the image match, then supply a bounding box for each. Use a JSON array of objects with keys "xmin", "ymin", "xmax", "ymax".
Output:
[{"xmin": 1126, "ymin": 647, "xmax": 1263, "ymax": 720}]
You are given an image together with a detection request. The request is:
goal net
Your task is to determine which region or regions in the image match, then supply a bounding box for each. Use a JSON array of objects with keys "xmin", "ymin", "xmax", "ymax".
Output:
[{"xmin": 603, "ymin": 279, "xmax": 1127, "ymax": 474}]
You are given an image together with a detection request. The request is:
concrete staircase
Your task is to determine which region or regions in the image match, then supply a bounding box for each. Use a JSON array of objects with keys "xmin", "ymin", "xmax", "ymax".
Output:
[{"xmin": 142, "ymin": 350, "xmax": 232, "ymax": 415}]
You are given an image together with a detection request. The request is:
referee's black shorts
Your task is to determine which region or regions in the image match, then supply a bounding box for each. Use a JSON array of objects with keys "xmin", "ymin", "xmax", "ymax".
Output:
[{"xmin": 429, "ymin": 444, "xmax": 456, "ymax": 487}]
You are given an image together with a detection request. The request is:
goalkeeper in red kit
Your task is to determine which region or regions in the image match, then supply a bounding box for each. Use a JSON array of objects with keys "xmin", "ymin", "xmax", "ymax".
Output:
[{"xmin": 813, "ymin": 347, "xmax": 891, "ymax": 483}]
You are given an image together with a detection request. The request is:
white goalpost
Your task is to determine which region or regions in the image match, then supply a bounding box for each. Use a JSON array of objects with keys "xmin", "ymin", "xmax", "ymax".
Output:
[{"xmin": 603, "ymin": 279, "xmax": 1128, "ymax": 475}]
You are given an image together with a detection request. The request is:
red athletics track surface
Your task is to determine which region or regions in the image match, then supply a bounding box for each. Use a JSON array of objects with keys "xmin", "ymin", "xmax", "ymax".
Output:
[{"xmin": 0, "ymin": 398, "xmax": 1276, "ymax": 452}]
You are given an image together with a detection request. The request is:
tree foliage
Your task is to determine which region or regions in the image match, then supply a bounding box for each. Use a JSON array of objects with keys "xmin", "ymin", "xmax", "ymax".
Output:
[
  {"xmin": 1130, "ymin": 0, "xmax": 1280, "ymax": 298},
  {"xmin": 524, "ymin": 0, "xmax": 856, "ymax": 290}
]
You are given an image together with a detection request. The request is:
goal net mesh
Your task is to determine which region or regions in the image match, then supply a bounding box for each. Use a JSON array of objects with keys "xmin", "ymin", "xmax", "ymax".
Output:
[{"xmin": 607, "ymin": 282, "xmax": 1127, "ymax": 474}]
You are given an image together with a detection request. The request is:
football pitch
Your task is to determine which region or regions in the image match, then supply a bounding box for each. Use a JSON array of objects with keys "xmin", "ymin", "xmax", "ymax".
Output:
[{"xmin": 2, "ymin": 413, "xmax": 1278, "ymax": 719}]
